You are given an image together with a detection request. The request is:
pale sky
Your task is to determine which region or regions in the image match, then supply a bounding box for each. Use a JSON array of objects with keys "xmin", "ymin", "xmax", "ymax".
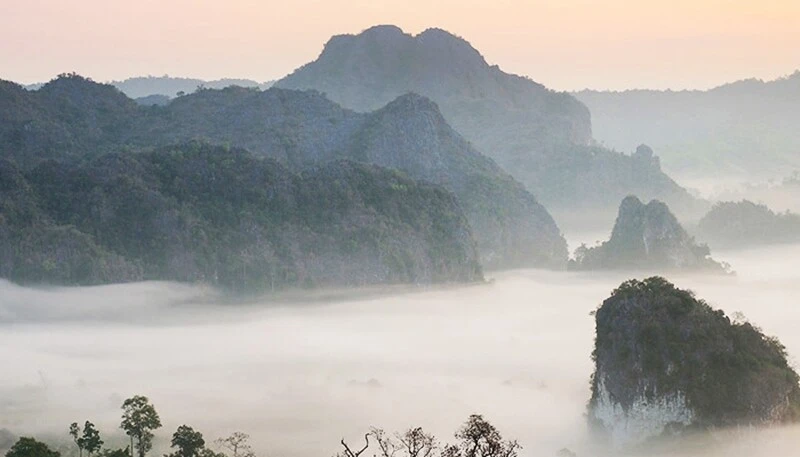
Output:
[{"xmin": 3, "ymin": 0, "xmax": 800, "ymax": 91}]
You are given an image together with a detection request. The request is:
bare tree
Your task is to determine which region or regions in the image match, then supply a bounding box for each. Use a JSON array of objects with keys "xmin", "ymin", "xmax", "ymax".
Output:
[
  {"xmin": 338, "ymin": 415, "xmax": 516, "ymax": 457},
  {"xmin": 214, "ymin": 432, "xmax": 255, "ymax": 457},
  {"xmin": 369, "ymin": 427, "xmax": 437, "ymax": 457},
  {"xmin": 337, "ymin": 434, "xmax": 370, "ymax": 457},
  {"xmin": 447, "ymin": 415, "xmax": 519, "ymax": 457}
]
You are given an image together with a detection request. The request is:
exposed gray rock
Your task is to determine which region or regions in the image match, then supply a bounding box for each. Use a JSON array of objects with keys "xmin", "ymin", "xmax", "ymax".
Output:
[{"xmin": 572, "ymin": 196, "xmax": 726, "ymax": 272}]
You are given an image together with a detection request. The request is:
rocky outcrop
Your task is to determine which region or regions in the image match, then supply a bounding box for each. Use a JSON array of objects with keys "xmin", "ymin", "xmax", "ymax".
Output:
[
  {"xmin": 572, "ymin": 196, "xmax": 725, "ymax": 272},
  {"xmin": 589, "ymin": 277, "xmax": 800, "ymax": 448},
  {"xmin": 351, "ymin": 93, "xmax": 568, "ymax": 269}
]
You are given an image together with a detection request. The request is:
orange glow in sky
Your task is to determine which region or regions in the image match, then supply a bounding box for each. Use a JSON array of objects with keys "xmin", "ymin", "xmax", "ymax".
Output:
[{"xmin": 3, "ymin": 0, "xmax": 799, "ymax": 90}]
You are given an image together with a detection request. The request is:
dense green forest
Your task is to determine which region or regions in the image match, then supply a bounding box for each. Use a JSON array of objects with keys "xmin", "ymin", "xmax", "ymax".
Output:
[{"xmin": 0, "ymin": 142, "xmax": 482, "ymax": 289}]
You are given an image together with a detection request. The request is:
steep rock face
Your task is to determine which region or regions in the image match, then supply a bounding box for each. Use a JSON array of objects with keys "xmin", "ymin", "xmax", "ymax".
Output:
[
  {"xmin": 351, "ymin": 94, "xmax": 568, "ymax": 268},
  {"xmin": 275, "ymin": 25, "xmax": 697, "ymax": 213},
  {"xmin": 0, "ymin": 143, "xmax": 483, "ymax": 289},
  {"xmin": 697, "ymin": 200, "xmax": 800, "ymax": 248},
  {"xmin": 589, "ymin": 277, "xmax": 800, "ymax": 448},
  {"xmin": 573, "ymin": 196, "xmax": 724, "ymax": 271}
]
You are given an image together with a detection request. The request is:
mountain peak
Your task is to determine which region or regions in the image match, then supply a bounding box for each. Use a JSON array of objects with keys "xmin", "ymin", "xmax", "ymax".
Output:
[
  {"xmin": 379, "ymin": 92, "xmax": 442, "ymax": 116},
  {"xmin": 572, "ymin": 196, "xmax": 726, "ymax": 272},
  {"xmin": 38, "ymin": 72, "xmax": 135, "ymax": 109},
  {"xmin": 360, "ymin": 24, "xmax": 405, "ymax": 37}
]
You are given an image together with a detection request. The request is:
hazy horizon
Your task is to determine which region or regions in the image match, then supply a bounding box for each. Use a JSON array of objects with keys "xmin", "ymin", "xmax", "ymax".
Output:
[{"xmin": 3, "ymin": 0, "xmax": 800, "ymax": 91}]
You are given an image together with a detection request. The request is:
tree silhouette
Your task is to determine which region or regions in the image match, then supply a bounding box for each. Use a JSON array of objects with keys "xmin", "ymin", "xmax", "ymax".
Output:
[
  {"xmin": 168, "ymin": 426, "xmax": 205, "ymax": 457},
  {"xmin": 214, "ymin": 432, "xmax": 254, "ymax": 457},
  {"xmin": 69, "ymin": 422, "xmax": 103, "ymax": 457},
  {"xmin": 6, "ymin": 437, "xmax": 61, "ymax": 457},
  {"xmin": 120, "ymin": 395, "xmax": 162, "ymax": 457}
]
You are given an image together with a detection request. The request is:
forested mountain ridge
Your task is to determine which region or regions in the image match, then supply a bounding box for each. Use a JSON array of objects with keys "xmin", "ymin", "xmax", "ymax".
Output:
[
  {"xmin": 0, "ymin": 76, "xmax": 139, "ymax": 167},
  {"xmin": 697, "ymin": 200, "xmax": 800, "ymax": 248},
  {"xmin": 1, "ymin": 73, "xmax": 568, "ymax": 270},
  {"xmin": 275, "ymin": 25, "xmax": 695, "ymax": 214},
  {"xmin": 0, "ymin": 143, "xmax": 483, "ymax": 289}
]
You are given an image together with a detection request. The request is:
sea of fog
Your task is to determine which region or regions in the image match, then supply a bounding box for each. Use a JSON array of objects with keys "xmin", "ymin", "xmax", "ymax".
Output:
[{"xmin": 1, "ymin": 242, "xmax": 799, "ymax": 457}]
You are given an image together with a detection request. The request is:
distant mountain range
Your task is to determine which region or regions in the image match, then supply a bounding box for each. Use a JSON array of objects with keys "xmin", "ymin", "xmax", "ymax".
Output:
[
  {"xmin": 275, "ymin": 25, "xmax": 695, "ymax": 214},
  {"xmin": 575, "ymin": 71, "xmax": 800, "ymax": 178},
  {"xmin": 697, "ymin": 200, "xmax": 800, "ymax": 249},
  {"xmin": 26, "ymin": 75, "xmax": 274, "ymax": 99}
]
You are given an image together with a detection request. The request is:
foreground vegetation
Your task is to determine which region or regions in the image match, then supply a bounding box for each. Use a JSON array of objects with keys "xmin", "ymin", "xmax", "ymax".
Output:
[{"xmin": 3, "ymin": 396, "xmax": 520, "ymax": 457}]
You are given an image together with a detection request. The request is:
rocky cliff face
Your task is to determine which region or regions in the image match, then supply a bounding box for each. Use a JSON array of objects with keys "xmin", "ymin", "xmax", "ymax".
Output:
[
  {"xmin": 573, "ymin": 196, "xmax": 725, "ymax": 272},
  {"xmin": 589, "ymin": 277, "xmax": 800, "ymax": 448},
  {"xmin": 350, "ymin": 93, "xmax": 568, "ymax": 268}
]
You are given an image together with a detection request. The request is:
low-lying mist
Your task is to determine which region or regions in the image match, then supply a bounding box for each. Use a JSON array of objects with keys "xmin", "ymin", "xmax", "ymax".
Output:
[{"xmin": 2, "ymin": 243, "xmax": 799, "ymax": 457}]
